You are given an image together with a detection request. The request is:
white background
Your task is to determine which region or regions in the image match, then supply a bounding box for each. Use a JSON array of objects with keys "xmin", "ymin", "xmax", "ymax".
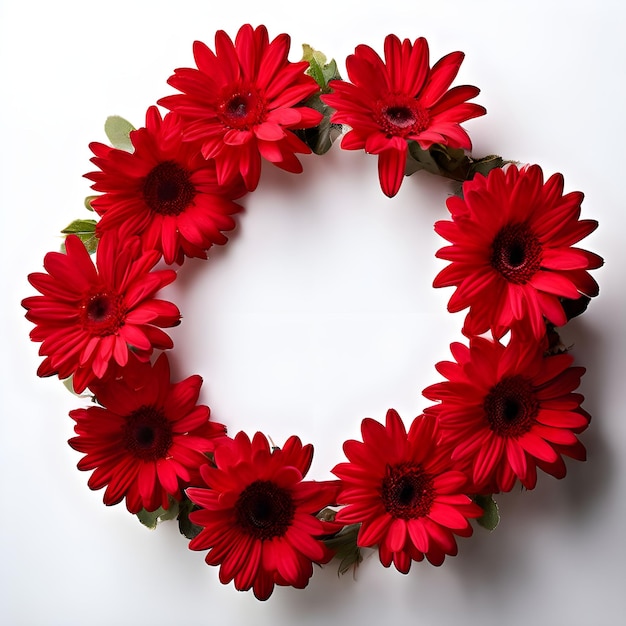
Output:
[{"xmin": 1, "ymin": 1, "xmax": 624, "ymax": 624}]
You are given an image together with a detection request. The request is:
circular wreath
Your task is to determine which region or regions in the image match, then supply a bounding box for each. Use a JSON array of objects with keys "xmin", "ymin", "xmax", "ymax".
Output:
[{"xmin": 22, "ymin": 24, "xmax": 603, "ymax": 601}]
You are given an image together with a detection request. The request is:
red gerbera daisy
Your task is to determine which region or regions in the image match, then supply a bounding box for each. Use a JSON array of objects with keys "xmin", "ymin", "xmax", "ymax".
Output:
[
  {"xmin": 433, "ymin": 164, "xmax": 603, "ymax": 339},
  {"xmin": 422, "ymin": 335, "xmax": 590, "ymax": 494},
  {"xmin": 186, "ymin": 432, "xmax": 340, "ymax": 600},
  {"xmin": 157, "ymin": 24, "xmax": 323, "ymax": 191},
  {"xmin": 22, "ymin": 234, "xmax": 180, "ymax": 393},
  {"xmin": 321, "ymin": 34, "xmax": 485, "ymax": 197},
  {"xmin": 85, "ymin": 106, "xmax": 246, "ymax": 265},
  {"xmin": 69, "ymin": 353, "xmax": 225, "ymax": 513},
  {"xmin": 332, "ymin": 409, "xmax": 482, "ymax": 572}
]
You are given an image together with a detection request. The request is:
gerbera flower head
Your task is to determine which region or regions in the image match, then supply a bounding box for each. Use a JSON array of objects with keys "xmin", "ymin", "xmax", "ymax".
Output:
[
  {"xmin": 422, "ymin": 334, "xmax": 590, "ymax": 494},
  {"xmin": 157, "ymin": 24, "xmax": 324, "ymax": 191},
  {"xmin": 332, "ymin": 409, "xmax": 483, "ymax": 572},
  {"xmin": 186, "ymin": 431, "xmax": 340, "ymax": 600},
  {"xmin": 321, "ymin": 34, "xmax": 486, "ymax": 197},
  {"xmin": 22, "ymin": 233, "xmax": 180, "ymax": 393},
  {"xmin": 69, "ymin": 353, "xmax": 226, "ymax": 513},
  {"xmin": 85, "ymin": 106, "xmax": 246, "ymax": 265},
  {"xmin": 433, "ymin": 164, "xmax": 603, "ymax": 339}
]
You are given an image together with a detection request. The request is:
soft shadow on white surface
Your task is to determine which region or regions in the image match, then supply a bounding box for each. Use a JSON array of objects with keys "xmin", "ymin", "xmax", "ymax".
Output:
[{"xmin": 2, "ymin": 1, "xmax": 625, "ymax": 625}]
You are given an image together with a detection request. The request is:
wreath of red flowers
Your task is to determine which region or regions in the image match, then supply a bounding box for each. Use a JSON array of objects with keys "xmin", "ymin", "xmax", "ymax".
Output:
[{"xmin": 22, "ymin": 24, "xmax": 603, "ymax": 601}]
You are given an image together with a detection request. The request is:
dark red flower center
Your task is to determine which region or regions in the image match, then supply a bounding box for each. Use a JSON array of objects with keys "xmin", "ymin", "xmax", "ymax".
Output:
[
  {"xmin": 484, "ymin": 375, "xmax": 539, "ymax": 437},
  {"xmin": 381, "ymin": 463, "xmax": 435, "ymax": 520},
  {"xmin": 123, "ymin": 405, "xmax": 173, "ymax": 461},
  {"xmin": 235, "ymin": 480, "xmax": 295, "ymax": 540},
  {"xmin": 218, "ymin": 86, "xmax": 267, "ymax": 130},
  {"xmin": 377, "ymin": 96, "xmax": 430, "ymax": 138},
  {"xmin": 491, "ymin": 222, "xmax": 543, "ymax": 284},
  {"xmin": 143, "ymin": 161, "xmax": 196, "ymax": 216},
  {"xmin": 80, "ymin": 291, "xmax": 125, "ymax": 336}
]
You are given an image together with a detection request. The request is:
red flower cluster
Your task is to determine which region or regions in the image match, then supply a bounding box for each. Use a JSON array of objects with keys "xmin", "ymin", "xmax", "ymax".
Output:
[
  {"xmin": 22, "ymin": 24, "xmax": 341, "ymax": 600},
  {"xmin": 22, "ymin": 24, "xmax": 602, "ymax": 600}
]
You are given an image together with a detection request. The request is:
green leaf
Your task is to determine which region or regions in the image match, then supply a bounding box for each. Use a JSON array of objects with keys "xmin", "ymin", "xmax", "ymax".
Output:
[
  {"xmin": 295, "ymin": 94, "xmax": 342, "ymax": 155},
  {"xmin": 136, "ymin": 506, "xmax": 168, "ymax": 530},
  {"xmin": 302, "ymin": 43, "xmax": 327, "ymax": 67},
  {"xmin": 469, "ymin": 154, "xmax": 506, "ymax": 178},
  {"xmin": 406, "ymin": 141, "xmax": 473, "ymax": 181},
  {"xmin": 302, "ymin": 44, "xmax": 341, "ymax": 92},
  {"xmin": 406, "ymin": 141, "xmax": 442, "ymax": 176},
  {"xmin": 324, "ymin": 523, "xmax": 363, "ymax": 577},
  {"xmin": 297, "ymin": 45, "xmax": 344, "ymax": 155},
  {"xmin": 302, "ymin": 44, "xmax": 328, "ymax": 88},
  {"xmin": 61, "ymin": 219, "xmax": 98, "ymax": 254},
  {"xmin": 430, "ymin": 144, "xmax": 468, "ymax": 173},
  {"xmin": 177, "ymin": 496, "xmax": 203, "ymax": 540},
  {"xmin": 474, "ymin": 494, "xmax": 500, "ymax": 531},
  {"xmin": 321, "ymin": 59, "xmax": 339, "ymax": 87},
  {"xmin": 84, "ymin": 195, "xmax": 98, "ymax": 211},
  {"xmin": 159, "ymin": 500, "xmax": 180, "ymax": 522},
  {"xmin": 178, "ymin": 512, "xmax": 202, "ymax": 540},
  {"xmin": 61, "ymin": 219, "xmax": 97, "ymax": 235},
  {"xmin": 104, "ymin": 115, "xmax": 135, "ymax": 151},
  {"xmin": 136, "ymin": 500, "xmax": 180, "ymax": 530}
]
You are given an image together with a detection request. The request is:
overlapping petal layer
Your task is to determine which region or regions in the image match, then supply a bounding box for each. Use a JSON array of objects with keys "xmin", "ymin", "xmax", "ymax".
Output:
[
  {"xmin": 158, "ymin": 24, "xmax": 323, "ymax": 191},
  {"xmin": 433, "ymin": 164, "xmax": 603, "ymax": 339},
  {"xmin": 332, "ymin": 409, "xmax": 482, "ymax": 571},
  {"xmin": 187, "ymin": 432, "xmax": 340, "ymax": 600},
  {"xmin": 322, "ymin": 34, "xmax": 485, "ymax": 196},
  {"xmin": 86, "ymin": 106, "xmax": 246, "ymax": 265},
  {"xmin": 69, "ymin": 353, "xmax": 225, "ymax": 513},
  {"xmin": 22, "ymin": 234, "xmax": 180, "ymax": 392},
  {"xmin": 423, "ymin": 335, "xmax": 590, "ymax": 493}
]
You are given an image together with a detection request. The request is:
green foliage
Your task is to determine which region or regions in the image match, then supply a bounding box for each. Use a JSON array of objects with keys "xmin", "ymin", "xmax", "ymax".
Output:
[
  {"xmin": 104, "ymin": 115, "xmax": 136, "ymax": 152},
  {"xmin": 406, "ymin": 141, "xmax": 506, "ymax": 187},
  {"xmin": 406, "ymin": 141, "xmax": 470, "ymax": 179},
  {"xmin": 297, "ymin": 101, "xmax": 343, "ymax": 155},
  {"xmin": 470, "ymin": 154, "xmax": 506, "ymax": 178},
  {"xmin": 137, "ymin": 502, "xmax": 180, "ymax": 530},
  {"xmin": 296, "ymin": 45, "xmax": 343, "ymax": 155},
  {"xmin": 136, "ymin": 496, "xmax": 203, "ymax": 540},
  {"xmin": 84, "ymin": 195, "xmax": 97, "ymax": 211},
  {"xmin": 323, "ymin": 521, "xmax": 363, "ymax": 577},
  {"xmin": 177, "ymin": 496, "xmax": 203, "ymax": 540},
  {"xmin": 302, "ymin": 44, "xmax": 340, "ymax": 93},
  {"xmin": 61, "ymin": 219, "xmax": 98, "ymax": 254},
  {"xmin": 474, "ymin": 494, "xmax": 500, "ymax": 531}
]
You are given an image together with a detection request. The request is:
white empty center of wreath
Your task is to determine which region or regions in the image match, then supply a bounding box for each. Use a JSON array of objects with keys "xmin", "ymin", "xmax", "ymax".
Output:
[{"xmin": 166, "ymin": 150, "xmax": 461, "ymax": 473}]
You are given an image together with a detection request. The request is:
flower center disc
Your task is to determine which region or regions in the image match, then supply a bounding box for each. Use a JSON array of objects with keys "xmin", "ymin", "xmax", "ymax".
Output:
[
  {"xmin": 123, "ymin": 406, "xmax": 173, "ymax": 461},
  {"xmin": 382, "ymin": 463, "xmax": 434, "ymax": 519},
  {"xmin": 484, "ymin": 375, "xmax": 539, "ymax": 437},
  {"xmin": 218, "ymin": 86, "xmax": 267, "ymax": 129},
  {"xmin": 491, "ymin": 222, "xmax": 543, "ymax": 284},
  {"xmin": 172, "ymin": 152, "xmax": 447, "ymax": 459},
  {"xmin": 377, "ymin": 97, "xmax": 430, "ymax": 137},
  {"xmin": 143, "ymin": 161, "xmax": 196, "ymax": 215},
  {"xmin": 80, "ymin": 291, "xmax": 125, "ymax": 336},
  {"xmin": 235, "ymin": 480, "xmax": 295, "ymax": 539}
]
